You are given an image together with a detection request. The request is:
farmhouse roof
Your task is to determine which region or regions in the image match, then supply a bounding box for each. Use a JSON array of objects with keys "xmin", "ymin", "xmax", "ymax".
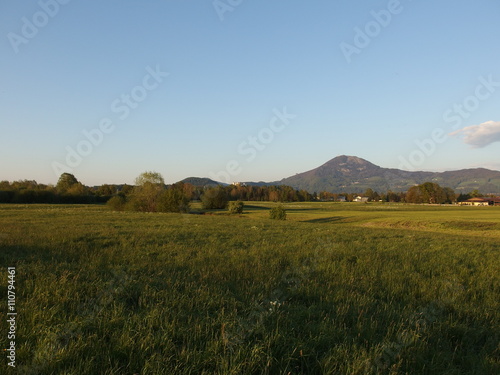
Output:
[{"xmin": 465, "ymin": 197, "xmax": 489, "ymax": 202}]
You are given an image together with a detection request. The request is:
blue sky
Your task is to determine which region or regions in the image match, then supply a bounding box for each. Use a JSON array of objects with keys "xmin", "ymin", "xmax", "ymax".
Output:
[{"xmin": 1, "ymin": 0, "xmax": 499, "ymax": 185}]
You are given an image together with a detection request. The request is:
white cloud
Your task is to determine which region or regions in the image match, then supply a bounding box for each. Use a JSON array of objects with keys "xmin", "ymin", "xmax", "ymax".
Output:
[{"xmin": 450, "ymin": 120, "xmax": 500, "ymax": 148}]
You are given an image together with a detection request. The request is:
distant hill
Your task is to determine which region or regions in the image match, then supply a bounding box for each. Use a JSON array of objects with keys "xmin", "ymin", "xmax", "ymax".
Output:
[
  {"xmin": 178, "ymin": 156, "xmax": 500, "ymax": 194},
  {"xmin": 179, "ymin": 177, "xmax": 226, "ymax": 188},
  {"xmin": 273, "ymin": 155, "xmax": 500, "ymax": 194}
]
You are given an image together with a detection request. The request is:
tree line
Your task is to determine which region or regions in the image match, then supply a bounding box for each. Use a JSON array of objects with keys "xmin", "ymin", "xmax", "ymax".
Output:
[
  {"xmin": 0, "ymin": 174, "xmax": 112, "ymax": 204},
  {"xmin": 0, "ymin": 172, "xmax": 491, "ymax": 208},
  {"xmin": 0, "ymin": 172, "xmax": 315, "ymax": 207}
]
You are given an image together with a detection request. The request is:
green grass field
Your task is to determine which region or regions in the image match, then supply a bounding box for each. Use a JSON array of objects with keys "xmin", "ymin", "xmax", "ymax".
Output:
[{"xmin": 1, "ymin": 203, "xmax": 499, "ymax": 374}]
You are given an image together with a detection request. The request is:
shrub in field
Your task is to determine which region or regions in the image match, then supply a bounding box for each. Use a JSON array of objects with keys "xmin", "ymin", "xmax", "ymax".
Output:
[
  {"xmin": 106, "ymin": 195, "xmax": 126, "ymax": 211},
  {"xmin": 228, "ymin": 201, "xmax": 244, "ymax": 214},
  {"xmin": 127, "ymin": 183, "xmax": 162, "ymax": 212},
  {"xmin": 128, "ymin": 171, "xmax": 165, "ymax": 212},
  {"xmin": 201, "ymin": 186, "xmax": 229, "ymax": 209},
  {"xmin": 269, "ymin": 205, "xmax": 286, "ymax": 220},
  {"xmin": 157, "ymin": 188, "xmax": 190, "ymax": 213}
]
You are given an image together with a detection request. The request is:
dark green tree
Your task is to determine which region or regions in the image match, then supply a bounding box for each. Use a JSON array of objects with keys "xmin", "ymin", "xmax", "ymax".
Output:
[
  {"xmin": 120, "ymin": 184, "xmax": 134, "ymax": 195},
  {"xmin": 406, "ymin": 186, "xmax": 423, "ymax": 203},
  {"xmin": 364, "ymin": 188, "xmax": 375, "ymax": 201},
  {"xmin": 157, "ymin": 187, "xmax": 190, "ymax": 213},
  {"xmin": 201, "ymin": 186, "xmax": 228, "ymax": 209},
  {"xmin": 443, "ymin": 187, "xmax": 457, "ymax": 204},
  {"xmin": 56, "ymin": 173, "xmax": 79, "ymax": 193},
  {"xmin": 406, "ymin": 182, "xmax": 454, "ymax": 204},
  {"xmin": 128, "ymin": 171, "xmax": 165, "ymax": 212},
  {"xmin": 96, "ymin": 184, "xmax": 116, "ymax": 196},
  {"xmin": 470, "ymin": 189, "xmax": 482, "ymax": 198}
]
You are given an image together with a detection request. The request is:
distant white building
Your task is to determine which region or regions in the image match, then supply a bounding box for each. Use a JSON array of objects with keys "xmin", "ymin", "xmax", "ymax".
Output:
[{"xmin": 353, "ymin": 196, "xmax": 368, "ymax": 202}]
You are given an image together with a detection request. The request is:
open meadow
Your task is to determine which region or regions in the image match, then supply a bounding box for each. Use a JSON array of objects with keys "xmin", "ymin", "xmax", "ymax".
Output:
[{"xmin": 1, "ymin": 203, "xmax": 499, "ymax": 374}]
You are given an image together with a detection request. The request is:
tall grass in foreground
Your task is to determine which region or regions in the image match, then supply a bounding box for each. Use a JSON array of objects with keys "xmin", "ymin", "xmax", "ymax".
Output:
[{"xmin": 0, "ymin": 204, "xmax": 498, "ymax": 374}]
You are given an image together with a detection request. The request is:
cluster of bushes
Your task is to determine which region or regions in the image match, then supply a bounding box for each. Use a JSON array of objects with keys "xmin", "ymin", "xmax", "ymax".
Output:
[
  {"xmin": 107, "ymin": 190, "xmax": 191, "ymax": 213},
  {"xmin": 106, "ymin": 172, "xmax": 190, "ymax": 213},
  {"xmin": 107, "ymin": 176, "xmax": 248, "ymax": 215}
]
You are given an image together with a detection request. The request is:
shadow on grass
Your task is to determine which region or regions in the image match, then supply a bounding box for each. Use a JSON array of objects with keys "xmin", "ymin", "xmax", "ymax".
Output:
[
  {"xmin": 301, "ymin": 216, "xmax": 348, "ymax": 224},
  {"xmin": 243, "ymin": 205, "xmax": 271, "ymax": 211}
]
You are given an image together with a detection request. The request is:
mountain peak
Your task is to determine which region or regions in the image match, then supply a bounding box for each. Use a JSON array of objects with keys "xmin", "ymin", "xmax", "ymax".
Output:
[
  {"xmin": 179, "ymin": 177, "xmax": 226, "ymax": 187},
  {"xmin": 324, "ymin": 155, "xmax": 377, "ymax": 167},
  {"xmin": 276, "ymin": 155, "xmax": 500, "ymax": 194}
]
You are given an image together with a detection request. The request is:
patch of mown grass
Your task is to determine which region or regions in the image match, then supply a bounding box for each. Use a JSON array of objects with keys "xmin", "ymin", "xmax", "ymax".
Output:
[{"xmin": 0, "ymin": 203, "xmax": 498, "ymax": 374}]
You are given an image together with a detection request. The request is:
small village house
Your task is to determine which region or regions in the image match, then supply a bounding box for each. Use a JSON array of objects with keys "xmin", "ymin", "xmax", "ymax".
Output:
[
  {"xmin": 353, "ymin": 196, "xmax": 369, "ymax": 203},
  {"xmin": 459, "ymin": 197, "xmax": 500, "ymax": 206}
]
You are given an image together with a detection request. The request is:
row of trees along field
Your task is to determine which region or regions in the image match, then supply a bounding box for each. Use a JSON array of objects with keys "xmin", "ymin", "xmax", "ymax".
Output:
[
  {"xmin": 0, "ymin": 173, "xmax": 111, "ymax": 204},
  {"xmin": 0, "ymin": 171, "xmax": 488, "ymax": 208}
]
